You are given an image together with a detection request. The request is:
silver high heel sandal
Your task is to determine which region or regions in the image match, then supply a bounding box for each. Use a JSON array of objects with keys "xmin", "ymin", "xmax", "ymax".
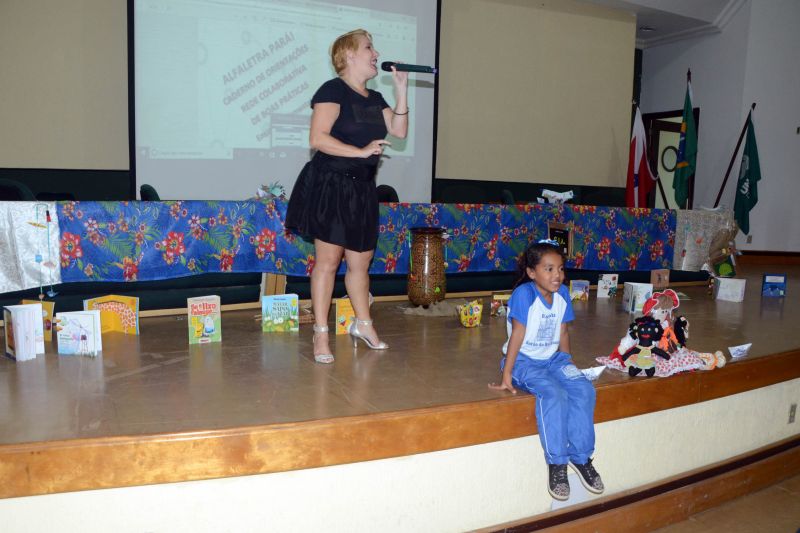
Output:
[
  {"xmin": 312, "ymin": 324, "xmax": 334, "ymax": 364},
  {"xmin": 349, "ymin": 319, "xmax": 388, "ymax": 350}
]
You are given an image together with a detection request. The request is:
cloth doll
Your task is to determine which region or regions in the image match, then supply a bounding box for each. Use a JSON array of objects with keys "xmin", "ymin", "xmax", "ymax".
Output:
[{"xmin": 622, "ymin": 316, "xmax": 671, "ymax": 377}]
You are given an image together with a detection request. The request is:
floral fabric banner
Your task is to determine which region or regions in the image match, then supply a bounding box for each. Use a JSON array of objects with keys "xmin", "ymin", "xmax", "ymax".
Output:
[{"xmin": 57, "ymin": 199, "xmax": 675, "ymax": 283}]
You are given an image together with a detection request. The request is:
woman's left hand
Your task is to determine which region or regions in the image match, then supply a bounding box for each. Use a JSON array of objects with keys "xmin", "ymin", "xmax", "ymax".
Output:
[{"xmin": 389, "ymin": 62, "xmax": 409, "ymax": 90}]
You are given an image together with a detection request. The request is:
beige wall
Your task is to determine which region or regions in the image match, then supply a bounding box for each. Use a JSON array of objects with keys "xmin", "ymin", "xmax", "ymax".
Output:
[
  {"xmin": 437, "ymin": 0, "xmax": 636, "ymax": 186},
  {"xmin": 2, "ymin": 0, "xmax": 636, "ymax": 189},
  {"xmin": 0, "ymin": 0, "xmax": 128, "ymax": 170}
]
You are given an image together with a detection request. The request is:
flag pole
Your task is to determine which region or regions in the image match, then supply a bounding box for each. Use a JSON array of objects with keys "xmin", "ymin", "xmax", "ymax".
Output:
[
  {"xmin": 642, "ymin": 107, "xmax": 670, "ymax": 208},
  {"xmin": 713, "ymin": 102, "xmax": 756, "ymax": 208},
  {"xmin": 655, "ymin": 175, "xmax": 669, "ymax": 208}
]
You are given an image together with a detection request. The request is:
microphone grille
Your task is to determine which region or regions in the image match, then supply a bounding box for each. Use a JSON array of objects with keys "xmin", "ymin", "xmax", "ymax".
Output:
[{"xmin": 380, "ymin": 61, "xmax": 395, "ymax": 72}]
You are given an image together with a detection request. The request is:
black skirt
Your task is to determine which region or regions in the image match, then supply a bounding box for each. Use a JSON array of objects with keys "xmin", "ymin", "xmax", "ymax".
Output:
[{"xmin": 285, "ymin": 153, "xmax": 379, "ymax": 252}]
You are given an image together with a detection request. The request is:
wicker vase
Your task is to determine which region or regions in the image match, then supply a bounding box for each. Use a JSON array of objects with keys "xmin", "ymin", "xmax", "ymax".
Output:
[{"xmin": 407, "ymin": 227, "xmax": 446, "ymax": 307}]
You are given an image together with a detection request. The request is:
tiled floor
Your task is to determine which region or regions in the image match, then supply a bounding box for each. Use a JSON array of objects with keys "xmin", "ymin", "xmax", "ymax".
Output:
[{"xmin": 652, "ymin": 474, "xmax": 800, "ymax": 533}]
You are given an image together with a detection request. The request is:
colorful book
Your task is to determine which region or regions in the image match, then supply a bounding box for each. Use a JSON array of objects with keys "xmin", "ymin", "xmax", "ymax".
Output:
[
  {"xmin": 622, "ymin": 282, "xmax": 653, "ymax": 314},
  {"xmin": 21, "ymin": 299, "xmax": 55, "ymax": 342},
  {"xmin": 597, "ymin": 274, "xmax": 618, "ymax": 298},
  {"xmin": 187, "ymin": 295, "xmax": 221, "ymax": 344},
  {"xmin": 762, "ymin": 273, "xmax": 787, "ymax": 297},
  {"xmin": 335, "ymin": 297, "xmax": 355, "ymax": 335},
  {"xmin": 55, "ymin": 310, "xmax": 102, "ymax": 356},
  {"xmin": 569, "ymin": 280, "xmax": 590, "ymax": 301},
  {"xmin": 261, "ymin": 294, "xmax": 299, "ymax": 332},
  {"xmin": 83, "ymin": 294, "xmax": 140, "ymax": 335},
  {"xmin": 4, "ymin": 303, "xmax": 45, "ymax": 361}
]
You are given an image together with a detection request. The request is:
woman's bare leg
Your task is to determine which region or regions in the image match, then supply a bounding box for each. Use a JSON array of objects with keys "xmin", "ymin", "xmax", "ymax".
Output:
[
  {"xmin": 311, "ymin": 239, "xmax": 344, "ymax": 358},
  {"xmin": 344, "ymin": 248, "xmax": 382, "ymax": 346}
]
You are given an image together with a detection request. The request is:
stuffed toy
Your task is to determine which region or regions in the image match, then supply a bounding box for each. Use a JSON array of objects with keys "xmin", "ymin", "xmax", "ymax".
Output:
[
  {"xmin": 641, "ymin": 289, "xmax": 686, "ymax": 354},
  {"xmin": 608, "ymin": 321, "xmax": 638, "ymax": 364},
  {"xmin": 702, "ymin": 220, "xmax": 740, "ymax": 279},
  {"xmin": 674, "ymin": 316, "xmax": 689, "ymax": 347},
  {"xmin": 622, "ymin": 316, "xmax": 671, "ymax": 377}
]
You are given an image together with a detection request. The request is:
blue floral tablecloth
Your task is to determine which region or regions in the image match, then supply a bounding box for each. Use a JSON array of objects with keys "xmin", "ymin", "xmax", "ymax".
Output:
[{"xmin": 57, "ymin": 199, "xmax": 675, "ymax": 283}]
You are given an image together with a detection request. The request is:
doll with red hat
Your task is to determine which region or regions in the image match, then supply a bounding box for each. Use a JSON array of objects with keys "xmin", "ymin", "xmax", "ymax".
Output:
[{"xmin": 641, "ymin": 289, "xmax": 684, "ymax": 353}]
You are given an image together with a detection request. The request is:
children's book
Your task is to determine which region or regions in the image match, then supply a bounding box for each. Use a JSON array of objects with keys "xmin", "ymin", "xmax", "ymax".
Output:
[
  {"xmin": 83, "ymin": 295, "xmax": 140, "ymax": 335},
  {"xmin": 4, "ymin": 304, "xmax": 45, "ymax": 361},
  {"xmin": 188, "ymin": 295, "xmax": 222, "ymax": 344},
  {"xmin": 597, "ymin": 274, "xmax": 619, "ymax": 298},
  {"xmin": 569, "ymin": 280, "xmax": 590, "ymax": 301},
  {"xmin": 21, "ymin": 299, "xmax": 55, "ymax": 342},
  {"xmin": 622, "ymin": 282, "xmax": 653, "ymax": 314},
  {"xmin": 762, "ymin": 273, "xmax": 787, "ymax": 297},
  {"xmin": 55, "ymin": 310, "xmax": 102, "ymax": 356},
  {"xmin": 335, "ymin": 297, "xmax": 356, "ymax": 335},
  {"xmin": 261, "ymin": 294, "xmax": 299, "ymax": 332}
]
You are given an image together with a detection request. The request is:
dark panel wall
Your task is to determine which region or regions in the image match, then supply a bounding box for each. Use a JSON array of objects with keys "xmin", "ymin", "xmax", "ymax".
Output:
[{"xmin": 0, "ymin": 169, "xmax": 133, "ymax": 201}]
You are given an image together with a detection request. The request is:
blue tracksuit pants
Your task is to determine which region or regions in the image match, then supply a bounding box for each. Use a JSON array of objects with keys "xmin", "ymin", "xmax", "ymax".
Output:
[{"xmin": 502, "ymin": 351, "xmax": 596, "ymax": 465}]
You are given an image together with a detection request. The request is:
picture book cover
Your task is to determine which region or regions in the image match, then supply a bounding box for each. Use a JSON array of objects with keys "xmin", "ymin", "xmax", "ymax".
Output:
[
  {"xmin": 569, "ymin": 280, "xmax": 590, "ymax": 301},
  {"xmin": 4, "ymin": 304, "xmax": 45, "ymax": 361},
  {"xmin": 335, "ymin": 297, "xmax": 355, "ymax": 335},
  {"xmin": 83, "ymin": 294, "xmax": 140, "ymax": 335},
  {"xmin": 261, "ymin": 294, "xmax": 299, "ymax": 332},
  {"xmin": 762, "ymin": 273, "xmax": 787, "ymax": 297},
  {"xmin": 21, "ymin": 299, "xmax": 55, "ymax": 343},
  {"xmin": 622, "ymin": 282, "xmax": 653, "ymax": 314},
  {"xmin": 55, "ymin": 310, "xmax": 102, "ymax": 356},
  {"xmin": 597, "ymin": 274, "xmax": 619, "ymax": 298},
  {"xmin": 188, "ymin": 295, "xmax": 221, "ymax": 344}
]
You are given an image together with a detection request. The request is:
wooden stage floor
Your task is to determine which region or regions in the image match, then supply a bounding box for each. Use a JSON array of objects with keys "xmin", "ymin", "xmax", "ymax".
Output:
[{"xmin": 1, "ymin": 263, "xmax": 797, "ymax": 447}]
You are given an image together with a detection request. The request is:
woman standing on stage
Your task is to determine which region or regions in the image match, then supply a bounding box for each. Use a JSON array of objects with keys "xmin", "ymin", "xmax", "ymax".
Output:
[{"xmin": 285, "ymin": 29, "xmax": 408, "ymax": 364}]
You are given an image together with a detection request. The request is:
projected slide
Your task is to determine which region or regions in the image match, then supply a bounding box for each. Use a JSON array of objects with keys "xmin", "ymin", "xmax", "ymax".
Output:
[
  {"xmin": 136, "ymin": 0, "xmax": 417, "ymax": 160},
  {"xmin": 134, "ymin": 0, "xmax": 435, "ymax": 202}
]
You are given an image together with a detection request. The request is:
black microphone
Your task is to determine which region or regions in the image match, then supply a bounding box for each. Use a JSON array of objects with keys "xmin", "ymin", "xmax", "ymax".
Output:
[{"xmin": 381, "ymin": 61, "xmax": 438, "ymax": 74}]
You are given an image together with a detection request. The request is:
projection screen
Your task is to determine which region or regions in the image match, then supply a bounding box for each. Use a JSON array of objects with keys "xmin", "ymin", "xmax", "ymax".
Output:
[{"xmin": 134, "ymin": 0, "xmax": 437, "ymax": 202}]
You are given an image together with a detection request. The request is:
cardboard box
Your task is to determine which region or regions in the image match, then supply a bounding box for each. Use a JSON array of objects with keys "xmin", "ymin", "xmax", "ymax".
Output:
[
  {"xmin": 622, "ymin": 282, "xmax": 653, "ymax": 314},
  {"xmin": 650, "ymin": 269, "xmax": 670, "ymax": 291},
  {"xmin": 714, "ymin": 277, "xmax": 746, "ymax": 302}
]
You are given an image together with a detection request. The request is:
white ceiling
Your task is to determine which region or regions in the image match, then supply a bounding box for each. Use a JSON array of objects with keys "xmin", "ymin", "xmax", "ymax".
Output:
[{"xmin": 580, "ymin": 0, "xmax": 746, "ymax": 48}]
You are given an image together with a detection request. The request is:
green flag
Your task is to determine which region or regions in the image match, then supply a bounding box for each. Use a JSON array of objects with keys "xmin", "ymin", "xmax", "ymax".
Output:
[
  {"xmin": 673, "ymin": 82, "xmax": 697, "ymax": 208},
  {"xmin": 734, "ymin": 115, "xmax": 761, "ymax": 235}
]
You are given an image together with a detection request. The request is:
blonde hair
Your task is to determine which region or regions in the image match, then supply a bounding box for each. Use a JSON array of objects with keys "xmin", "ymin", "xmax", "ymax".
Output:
[{"xmin": 331, "ymin": 29, "xmax": 372, "ymax": 75}]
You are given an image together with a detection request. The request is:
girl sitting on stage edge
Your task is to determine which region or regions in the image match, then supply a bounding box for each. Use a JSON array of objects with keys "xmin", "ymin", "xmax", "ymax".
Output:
[{"xmin": 490, "ymin": 239, "xmax": 604, "ymax": 501}]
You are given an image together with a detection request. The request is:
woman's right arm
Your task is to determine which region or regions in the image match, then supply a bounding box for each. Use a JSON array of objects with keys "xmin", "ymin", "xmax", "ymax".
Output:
[{"xmin": 309, "ymin": 102, "xmax": 389, "ymax": 158}]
